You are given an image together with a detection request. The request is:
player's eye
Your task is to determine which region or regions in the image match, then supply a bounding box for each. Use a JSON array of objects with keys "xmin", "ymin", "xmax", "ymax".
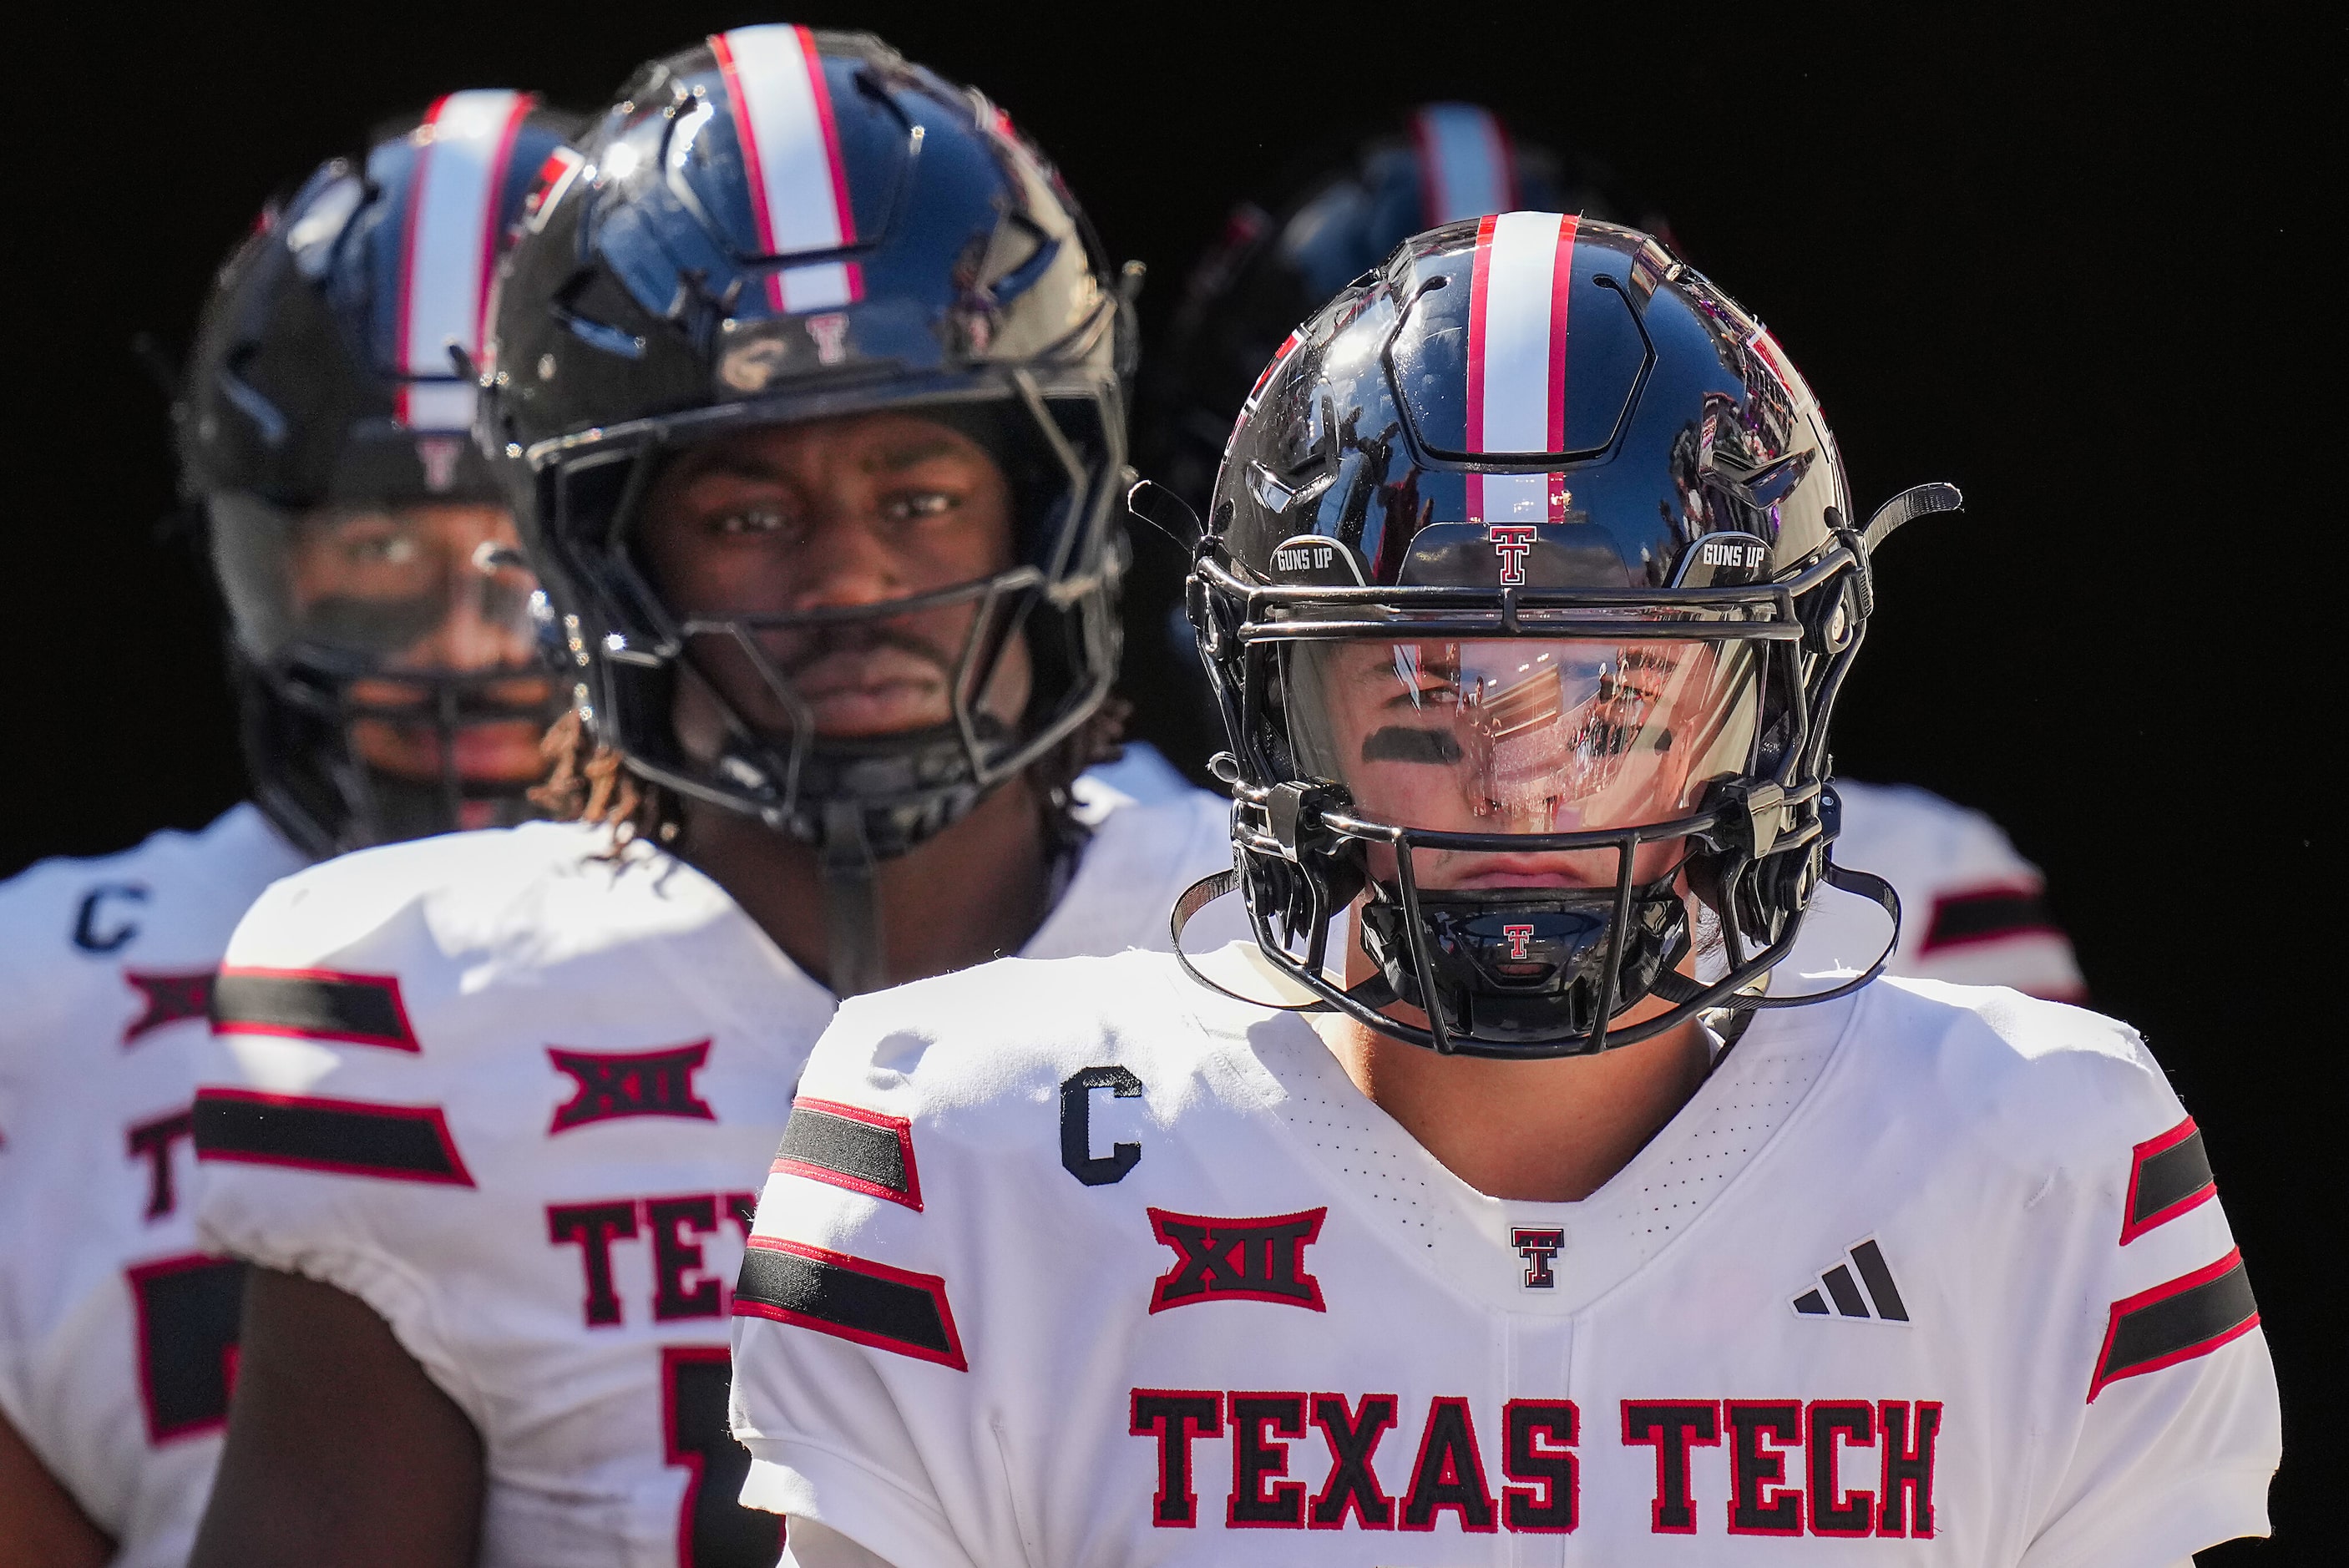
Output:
[
  {"xmin": 879, "ymin": 488, "xmax": 959, "ymax": 523},
  {"xmin": 1385, "ymin": 680, "xmax": 1456, "ymax": 711},
  {"xmin": 713, "ymin": 508, "xmax": 792, "ymax": 539},
  {"xmin": 343, "ymin": 531, "xmax": 422, "ymax": 566}
]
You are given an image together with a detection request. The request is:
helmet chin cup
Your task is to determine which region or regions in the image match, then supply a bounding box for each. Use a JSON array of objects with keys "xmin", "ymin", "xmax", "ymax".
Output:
[
  {"xmin": 1359, "ymin": 883, "xmax": 1688, "ymax": 1050},
  {"xmin": 237, "ymin": 650, "xmax": 559, "ymax": 858},
  {"xmin": 718, "ymin": 717, "xmax": 1013, "ymax": 858}
]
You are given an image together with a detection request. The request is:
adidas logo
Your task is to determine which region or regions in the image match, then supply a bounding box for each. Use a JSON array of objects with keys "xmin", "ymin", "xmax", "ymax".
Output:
[{"xmin": 1791, "ymin": 1239, "xmax": 1909, "ymax": 1322}]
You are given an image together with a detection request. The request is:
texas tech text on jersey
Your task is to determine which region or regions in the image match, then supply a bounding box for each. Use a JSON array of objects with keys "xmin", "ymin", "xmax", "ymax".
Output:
[{"xmin": 728, "ymin": 948, "xmax": 2276, "ymax": 1565}]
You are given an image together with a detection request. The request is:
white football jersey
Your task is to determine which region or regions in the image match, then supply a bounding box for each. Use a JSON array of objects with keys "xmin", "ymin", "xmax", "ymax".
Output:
[
  {"xmin": 1790, "ymin": 781, "xmax": 2084, "ymax": 1001},
  {"xmin": 729, "ymin": 949, "xmax": 2278, "ymax": 1565},
  {"xmin": 191, "ymin": 762, "xmax": 1242, "ymax": 1568},
  {"xmin": 0, "ymin": 803, "xmax": 306, "ymax": 1568}
]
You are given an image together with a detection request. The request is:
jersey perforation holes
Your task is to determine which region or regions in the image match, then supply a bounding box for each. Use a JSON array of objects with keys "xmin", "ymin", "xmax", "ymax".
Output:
[
  {"xmin": 1285, "ymin": 1082, "xmax": 1440, "ymax": 1251},
  {"xmin": 1617, "ymin": 1049, "xmax": 1827, "ymax": 1252}
]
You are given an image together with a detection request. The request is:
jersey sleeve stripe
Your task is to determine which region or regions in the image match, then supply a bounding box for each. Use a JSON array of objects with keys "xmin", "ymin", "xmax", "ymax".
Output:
[
  {"xmin": 2120, "ymin": 1115, "xmax": 2219, "ymax": 1245},
  {"xmin": 770, "ymin": 1097, "xmax": 922, "ymax": 1210},
  {"xmin": 1917, "ymin": 883, "xmax": 2063, "ymax": 953},
  {"xmin": 732, "ymin": 1236, "xmax": 966, "ymax": 1371},
  {"xmin": 192, "ymin": 1087, "xmax": 473, "ymax": 1186},
  {"xmin": 210, "ymin": 966, "xmax": 421, "ymax": 1051},
  {"xmin": 2088, "ymin": 1247, "xmax": 2260, "ymax": 1403}
]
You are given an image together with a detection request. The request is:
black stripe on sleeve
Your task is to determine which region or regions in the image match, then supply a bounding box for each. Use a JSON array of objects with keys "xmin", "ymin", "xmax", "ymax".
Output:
[
  {"xmin": 1920, "ymin": 887, "xmax": 2056, "ymax": 953},
  {"xmin": 2089, "ymin": 1251, "xmax": 2259, "ymax": 1402},
  {"xmin": 2123, "ymin": 1118, "xmax": 2217, "ymax": 1243},
  {"xmin": 210, "ymin": 968, "xmax": 419, "ymax": 1051},
  {"xmin": 732, "ymin": 1237, "xmax": 964, "ymax": 1370},
  {"xmin": 771, "ymin": 1099, "xmax": 920, "ymax": 1209},
  {"xmin": 191, "ymin": 1090, "xmax": 472, "ymax": 1186}
]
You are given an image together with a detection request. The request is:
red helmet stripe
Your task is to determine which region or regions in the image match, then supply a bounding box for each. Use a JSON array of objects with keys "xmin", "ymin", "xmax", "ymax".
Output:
[
  {"xmin": 1546, "ymin": 215, "xmax": 1577, "ymax": 462},
  {"xmin": 395, "ymin": 89, "xmax": 534, "ymax": 431},
  {"xmin": 1413, "ymin": 104, "xmax": 1516, "ymax": 227},
  {"xmin": 1463, "ymin": 211, "xmax": 1577, "ymax": 525},
  {"xmin": 712, "ymin": 25, "xmax": 864, "ymax": 315},
  {"xmin": 475, "ymin": 96, "xmax": 535, "ymax": 349}
]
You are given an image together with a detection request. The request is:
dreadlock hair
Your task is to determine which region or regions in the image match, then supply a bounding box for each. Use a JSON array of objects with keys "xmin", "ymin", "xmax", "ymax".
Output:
[
  {"xmin": 532, "ymin": 708, "xmax": 681, "ymax": 852},
  {"xmin": 532, "ymin": 698, "xmax": 1136, "ymax": 858}
]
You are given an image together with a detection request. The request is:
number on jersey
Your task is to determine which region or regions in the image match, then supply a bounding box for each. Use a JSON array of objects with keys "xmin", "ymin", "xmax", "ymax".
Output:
[
  {"xmin": 125, "ymin": 1253, "xmax": 246, "ymax": 1443},
  {"xmin": 663, "ymin": 1347, "xmax": 783, "ymax": 1568}
]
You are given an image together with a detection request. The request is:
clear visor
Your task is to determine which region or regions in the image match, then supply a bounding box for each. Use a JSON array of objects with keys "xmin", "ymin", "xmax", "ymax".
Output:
[
  {"xmin": 1285, "ymin": 633, "xmax": 1760, "ymax": 837},
  {"xmin": 210, "ymin": 495, "xmax": 544, "ymax": 679},
  {"xmin": 210, "ymin": 494, "xmax": 556, "ymax": 788}
]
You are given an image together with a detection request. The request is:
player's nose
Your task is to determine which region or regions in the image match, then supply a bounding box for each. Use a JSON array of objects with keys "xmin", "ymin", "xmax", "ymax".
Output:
[{"xmin": 784, "ymin": 509, "xmax": 904, "ymax": 614}]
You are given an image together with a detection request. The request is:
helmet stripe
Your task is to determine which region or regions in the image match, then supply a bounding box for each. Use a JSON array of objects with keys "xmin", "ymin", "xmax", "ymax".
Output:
[
  {"xmin": 1463, "ymin": 211, "xmax": 1577, "ymax": 524},
  {"xmin": 396, "ymin": 89, "xmax": 534, "ymax": 431},
  {"xmin": 711, "ymin": 25, "xmax": 865, "ymax": 314},
  {"xmin": 1412, "ymin": 104, "xmax": 1515, "ymax": 227}
]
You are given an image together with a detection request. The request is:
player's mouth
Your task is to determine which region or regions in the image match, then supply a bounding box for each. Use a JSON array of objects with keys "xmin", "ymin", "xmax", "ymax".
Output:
[
  {"xmin": 352, "ymin": 718, "xmax": 552, "ymax": 784},
  {"xmin": 1432, "ymin": 855, "xmax": 1596, "ymax": 891},
  {"xmin": 790, "ymin": 646, "xmax": 952, "ymax": 735}
]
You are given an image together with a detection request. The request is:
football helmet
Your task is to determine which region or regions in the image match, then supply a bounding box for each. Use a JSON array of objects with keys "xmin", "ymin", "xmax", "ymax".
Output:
[
  {"xmin": 1182, "ymin": 214, "xmax": 1941, "ymax": 1057},
  {"xmin": 1140, "ymin": 104, "xmax": 1665, "ymax": 520},
  {"xmin": 479, "ymin": 26, "xmax": 1131, "ymax": 991},
  {"xmin": 178, "ymin": 92, "xmax": 577, "ymax": 856}
]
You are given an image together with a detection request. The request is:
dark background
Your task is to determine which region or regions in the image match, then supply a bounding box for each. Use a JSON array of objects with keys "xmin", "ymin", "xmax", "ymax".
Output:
[{"xmin": 8, "ymin": 3, "xmax": 2336, "ymax": 1551}]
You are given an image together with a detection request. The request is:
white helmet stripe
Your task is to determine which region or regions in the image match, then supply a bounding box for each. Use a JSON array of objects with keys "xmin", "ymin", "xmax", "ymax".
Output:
[
  {"xmin": 397, "ymin": 89, "xmax": 533, "ymax": 431},
  {"xmin": 1465, "ymin": 211, "xmax": 1577, "ymax": 525},
  {"xmin": 1413, "ymin": 104, "xmax": 1514, "ymax": 227},
  {"xmin": 712, "ymin": 25, "xmax": 863, "ymax": 314}
]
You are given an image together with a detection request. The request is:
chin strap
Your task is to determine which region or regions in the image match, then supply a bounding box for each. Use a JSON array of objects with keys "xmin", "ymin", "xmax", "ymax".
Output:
[
  {"xmin": 1652, "ymin": 861, "xmax": 1902, "ymax": 1012},
  {"xmin": 1859, "ymin": 482, "xmax": 1962, "ymax": 555},
  {"xmin": 1170, "ymin": 870, "xmax": 1289, "ymax": 1008},
  {"xmin": 1168, "ymin": 868, "xmax": 1397, "ymax": 1013},
  {"xmin": 818, "ymin": 801, "xmax": 891, "ymax": 999}
]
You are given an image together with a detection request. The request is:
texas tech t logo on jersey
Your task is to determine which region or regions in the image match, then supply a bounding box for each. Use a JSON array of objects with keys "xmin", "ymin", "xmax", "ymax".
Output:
[{"xmin": 1512, "ymin": 1227, "xmax": 1566, "ymax": 1289}]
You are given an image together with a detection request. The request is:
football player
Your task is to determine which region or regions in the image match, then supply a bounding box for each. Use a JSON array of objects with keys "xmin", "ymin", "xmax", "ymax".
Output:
[
  {"xmin": 728, "ymin": 216, "xmax": 2280, "ymax": 1562},
  {"xmin": 1136, "ymin": 102, "xmax": 2084, "ymax": 1000},
  {"xmin": 0, "ymin": 92, "xmax": 572, "ymax": 1568},
  {"xmin": 187, "ymin": 27, "xmax": 1240, "ymax": 1568}
]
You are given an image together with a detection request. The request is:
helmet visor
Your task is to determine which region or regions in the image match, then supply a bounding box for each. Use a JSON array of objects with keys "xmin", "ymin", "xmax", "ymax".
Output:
[
  {"xmin": 1284, "ymin": 631, "xmax": 1760, "ymax": 839},
  {"xmin": 210, "ymin": 493, "xmax": 557, "ymax": 782}
]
